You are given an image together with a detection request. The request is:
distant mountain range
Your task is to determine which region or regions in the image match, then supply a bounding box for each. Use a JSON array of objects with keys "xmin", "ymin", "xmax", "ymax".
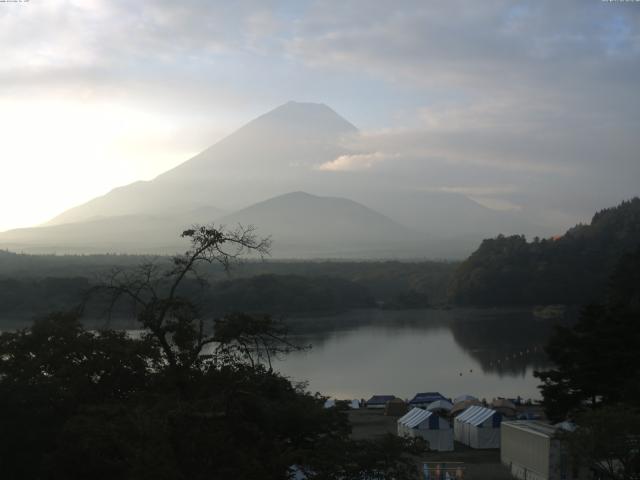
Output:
[{"xmin": 0, "ymin": 101, "xmax": 555, "ymax": 258}]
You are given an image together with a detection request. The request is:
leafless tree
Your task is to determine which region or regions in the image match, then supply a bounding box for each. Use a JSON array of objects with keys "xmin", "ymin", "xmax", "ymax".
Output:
[{"xmin": 82, "ymin": 224, "xmax": 308, "ymax": 395}]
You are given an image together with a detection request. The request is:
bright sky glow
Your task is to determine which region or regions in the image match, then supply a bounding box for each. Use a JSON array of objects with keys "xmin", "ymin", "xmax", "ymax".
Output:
[{"xmin": 1, "ymin": 0, "xmax": 638, "ymax": 231}]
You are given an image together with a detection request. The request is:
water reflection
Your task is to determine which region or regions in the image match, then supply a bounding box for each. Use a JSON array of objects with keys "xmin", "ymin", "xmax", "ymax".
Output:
[
  {"xmin": 1, "ymin": 307, "xmax": 567, "ymax": 402},
  {"xmin": 448, "ymin": 310, "xmax": 554, "ymax": 376},
  {"xmin": 276, "ymin": 308, "xmax": 566, "ymax": 401}
]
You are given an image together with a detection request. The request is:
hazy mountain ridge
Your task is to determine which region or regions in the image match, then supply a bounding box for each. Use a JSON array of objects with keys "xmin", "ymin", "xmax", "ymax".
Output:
[
  {"xmin": 218, "ymin": 191, "xmax": 426, "ymax": 257},
  {"xmin": 1, "ymin": 192, "xmax": 431, "ymax": 257},
  {"xmin": 1, "ymin": 101, "xmax": 554, "ymax": 258},
  {"xmin": 46, "ymin": 102, "xmax": 358, "ymax": 227}
]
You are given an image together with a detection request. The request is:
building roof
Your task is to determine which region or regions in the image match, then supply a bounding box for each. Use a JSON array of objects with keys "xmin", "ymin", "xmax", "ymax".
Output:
[
  {"xmin": 409, "ymin": 392, "xmax": 447, "ymax": 405},
  {"xmin": 366, "ymin": 395, "xmax": 396, "ymax": 405},
  {"xmin": 502, "ymin": 420, "xmax": 559, "ymax": 438},
  {"xmin": 492, "ymin": 398, "xmax": 517, "ymax": 411},
  {"xmin": 451, "ymin": 399, "xmax": 482, "ymax": 415},
  {"xmin": 398, "ymin": 407, "xmax": 443, "ymax": 430},
  {"xmin": 455, "ymin": 405, "xmax": 500, "ymax": 427},
  {"xmin": 399, "ymin": 408, "xmax": 433, "ymax": 428},
  {"xmin": 427, "ymin": 399, "xmax": 453, "ymax": 412}
]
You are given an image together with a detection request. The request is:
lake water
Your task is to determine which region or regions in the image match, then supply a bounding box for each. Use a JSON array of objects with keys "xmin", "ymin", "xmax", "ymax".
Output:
[
  {"xmin": 1, "ymin": 307, "xmax": 563, "ymax": 403},
  {"xmin": 275, "ymin": 308, "xmax": 561, "ymax": 402}
]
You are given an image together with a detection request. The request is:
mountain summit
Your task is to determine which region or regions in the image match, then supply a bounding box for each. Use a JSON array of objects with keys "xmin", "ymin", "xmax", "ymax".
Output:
[
  {"xmin": 0, "ymin": 102, "xmax": 542, "ymax": 258},
  {"xmin": 236, "ymin": 101, "xmax": 358, "ymax": 139},
  {"xmin": 47, "ymin": 101, "xmax": 358, "ymax": 226},
  {"xmin": 160, "ymin": 101, "xmax": 357, "ymax": 182}
]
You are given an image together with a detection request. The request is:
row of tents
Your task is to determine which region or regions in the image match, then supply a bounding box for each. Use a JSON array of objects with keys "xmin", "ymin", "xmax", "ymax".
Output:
[
  {"xmin": 366, "ymin": 392, "xmax": 519, "ymax": 418},
  {"xmin": 396, "ymin": 405, "xmax": 503, "ymax": 452}
]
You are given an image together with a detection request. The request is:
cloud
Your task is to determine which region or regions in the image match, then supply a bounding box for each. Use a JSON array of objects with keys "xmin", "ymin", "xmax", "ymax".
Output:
[
  {"xmin": 1, "ymin": 0, "xmax": 638, "ymax": 229},
  {"xmin": 437, "ymin": 186, "xmax": 518, "ymax": 196},
  {"xmin": 316, "ymin": 152, "xmax": 389, "ymax": 171},
  {"xmin": 339, "ymin": 123, "xmax": 576, "ymax": 176},
  {"xmin": 286, "ymin": 0, "xmax": 640, "ymax": 205},
  {"xmin": 467, "ymin": 197, "xmax": 523, "ymax": 212}
]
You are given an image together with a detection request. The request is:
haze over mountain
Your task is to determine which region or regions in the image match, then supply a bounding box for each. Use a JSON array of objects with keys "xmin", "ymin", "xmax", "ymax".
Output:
[
  {"xmin": 47, "ymin": 102, "xmax": 357, "ymax": 225},
  {"xmin": 219, "ymin": 191, "xmax": 426, "ymax": 258},
  {"xmin": 1, "ymin": 102, "xmax": 555, "ymax": 258}
]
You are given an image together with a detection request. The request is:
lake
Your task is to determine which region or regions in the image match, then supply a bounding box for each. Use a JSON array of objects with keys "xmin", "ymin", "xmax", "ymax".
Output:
[
  {"xmin": 275, "ymin": 308, "xmax": 563, "ymax": 402},
  {"xmin": 0, "ymin": 307, "xmax": 564, "ymax": 403}
]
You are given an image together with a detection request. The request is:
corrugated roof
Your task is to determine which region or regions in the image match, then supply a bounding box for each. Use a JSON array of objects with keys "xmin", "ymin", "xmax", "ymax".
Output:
[
  {"xmin": 427, "ymin": 399, "xmax": 453, "ymax": 411},
  {"xmin": 367, "ymin": 395, "xmax": 396, "ymax": 405},
  {"xmin": 398, "ymin": 407, "xmax": 434, "ymax": 428},
  {"xmin": 502, "ymin": 420, "xmax": 558, "ymax": 437},
  {"xmin": 456, "ymin": 405, "xmax": 482, "ymax": 422},
  {"xmin": 409, "ymin": 392, "xmax": 447, "ymax": 404},
  {"xmin": 456, "ymin": 405, "xmax": 498, "ymax": 426}
]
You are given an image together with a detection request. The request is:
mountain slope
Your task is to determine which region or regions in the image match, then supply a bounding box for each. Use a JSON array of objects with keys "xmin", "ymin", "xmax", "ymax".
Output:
[
  {"xmin": 219, "ymin": 191, "xmax": 423, "ymax": 257},
  {"xmin": 47, "ymin": 102, "xmax": 357, "ymax": 226},
  {"xmin": 3, "ymin": 101, "xmax": 549, "ymax": 258},
  {"xmin": 0, "ymin": 192, "xmax": 428, "ymax": 257},
  {"xmin": 0, "ymin": 214, "xmax": 191, "ymax": 254}
]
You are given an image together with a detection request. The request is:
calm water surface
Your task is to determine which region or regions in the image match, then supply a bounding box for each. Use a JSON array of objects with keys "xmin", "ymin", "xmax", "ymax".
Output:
[
  {"xmin": 274, "ymin": 308, "xmax": 561, "ymax": 402},
  {"xmin": 1, "ymin": 307, "xmax": 563, "ymax": 402}
]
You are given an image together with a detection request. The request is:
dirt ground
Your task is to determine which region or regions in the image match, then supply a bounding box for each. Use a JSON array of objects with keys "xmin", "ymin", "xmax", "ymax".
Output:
[{"xmin": 348, "ymin": 409, "xmax": 514, "ymax": 479}]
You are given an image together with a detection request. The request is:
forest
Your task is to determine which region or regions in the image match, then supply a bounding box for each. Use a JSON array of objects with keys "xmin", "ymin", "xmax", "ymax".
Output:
[
  {"xmin": 2, "ymin": 198, "xmax": 639, "ymax": 323},
  {"xmin": 448, "ymin": 198, "xmax": 640, "ymax": 306},
  {"xmin": 0, "ymin": 252, "xmax": 455, "ymax": 325}
]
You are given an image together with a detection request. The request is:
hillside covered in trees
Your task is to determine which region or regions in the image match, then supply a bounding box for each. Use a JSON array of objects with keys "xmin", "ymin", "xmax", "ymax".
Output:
[
  {"xmin": 448, "ymin": 198, "xmax": 640, "ymax": 306},
  {"xmin": 0, "ymin": 251, "xmax": 456, "ymax": 325}
]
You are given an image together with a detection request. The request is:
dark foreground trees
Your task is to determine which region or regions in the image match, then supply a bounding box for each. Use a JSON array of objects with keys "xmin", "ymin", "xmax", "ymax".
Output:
[
  {"xmin": 535, "ymin": 247, "xmax": 640, "ymax": 479},
  {"xmin": 535, "ymin": 247, "xmax": 640, "ymax": 421},
  {"xmin": 0, "ymin": 225, "xmax": 422, "ymax": 479}
]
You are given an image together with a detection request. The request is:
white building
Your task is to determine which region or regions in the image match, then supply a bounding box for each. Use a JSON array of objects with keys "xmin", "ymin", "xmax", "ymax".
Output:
[
  {"xmin": 454, "ymin": 405, "xmax": 502, "ymax": 449},
  {"xmin": 397, "ymin": 407, "xmax": 454, "ymax": 452},
  {"xmin": 501, "ymin": 421, "xmax": 584, "ymax": 480}
]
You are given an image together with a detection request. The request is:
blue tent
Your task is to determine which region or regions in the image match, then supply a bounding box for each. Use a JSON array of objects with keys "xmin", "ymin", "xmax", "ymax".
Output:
[
  {"xmin": 366, "ymin": 395, "xmax": 396, "ymax": 408},
  {"xmin": 409, "ymin": 392, "xmax": 447, "ymax": 407}
]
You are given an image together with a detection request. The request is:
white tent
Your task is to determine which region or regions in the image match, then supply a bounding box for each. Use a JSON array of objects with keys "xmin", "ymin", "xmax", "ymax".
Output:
[
  {"xmin": 454, "ymin": 405, "xmax": 502, "ymax": 449},
  {"xmin": 453, "ymin": 394, "xmax": 478, "ymax": 404},
  {"xmin": 426, "ymin": 399, "xmax": 453, "ymax": 413},
  {"xmin": 324, "ymin": 399, "xmax": 360, "ymax": 409},
  {"xmin": 397, "ymin": 408, "xmax": 454, "ymax": 452}
]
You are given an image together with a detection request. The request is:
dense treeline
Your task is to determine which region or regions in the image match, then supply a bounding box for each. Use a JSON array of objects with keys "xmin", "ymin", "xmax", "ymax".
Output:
[
  {"xmin": 448, "ymin": 198, "xmax": 640, "ymax": 306},
  {"xmin": 0, "ymin": 277, "xmax": 90, "ymax": 318},
  {"xmin": 207, "ymin": 274, "xmax": 374, "ymax": 315},
  {"xmin": 0, "ymin": 251, "xmax": 456, "ymax": 301},
  {"xmin": 0, "ymin": 252, "xmax": 457, "ymax": 323},
  {"xmin": 0, "ymin": 275, "xmax": 374, "ymax": 322}
]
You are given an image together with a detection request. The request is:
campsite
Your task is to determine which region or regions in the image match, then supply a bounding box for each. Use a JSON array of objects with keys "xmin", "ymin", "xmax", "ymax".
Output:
[{"xmin": 329, "ymin": 392, "xmax": 567, "ymax": 479}]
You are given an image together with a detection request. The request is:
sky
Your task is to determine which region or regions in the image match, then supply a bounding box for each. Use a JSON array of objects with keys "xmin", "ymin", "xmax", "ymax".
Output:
[{"xmin": 1, "ymin": 0, "xmax": 639, "ymax": 232}]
